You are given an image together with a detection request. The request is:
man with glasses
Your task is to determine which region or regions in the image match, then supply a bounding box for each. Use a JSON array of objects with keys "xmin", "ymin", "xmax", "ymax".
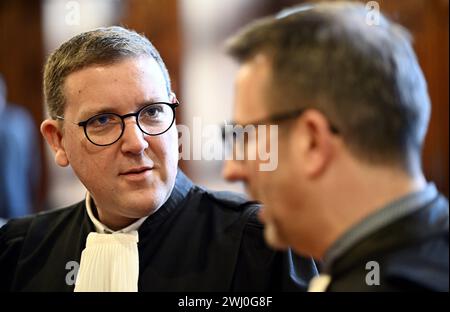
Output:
[
  {"xmin": 223, "ymin": 2, "xmax": 448, "ymax": 291},
  {"xmin": 0, "ymin": 26, "xmax": 317, "ymax": 291}
]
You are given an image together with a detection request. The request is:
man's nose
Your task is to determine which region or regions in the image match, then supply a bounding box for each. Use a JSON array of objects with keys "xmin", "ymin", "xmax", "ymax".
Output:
[
  {"xmin": 120, "ymin": 119, "xmax": 149, "ymax": 154},
  {"xmin": 222, "ymin": 159, "xmax": 246, "ymax": 182}
]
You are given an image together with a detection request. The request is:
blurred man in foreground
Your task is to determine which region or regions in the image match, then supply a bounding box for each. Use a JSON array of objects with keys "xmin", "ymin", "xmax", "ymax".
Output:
[{"xmin": 223, "ymin": 2, "xmax": 448, "ymax": 291}]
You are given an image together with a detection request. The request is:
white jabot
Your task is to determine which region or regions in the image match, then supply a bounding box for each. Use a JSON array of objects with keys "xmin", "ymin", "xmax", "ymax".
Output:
[
  {"xmin": 74, "ymin": 193, "xmax": 148, "ymax": 292},
  {"xmin": 308, "ymin": 274, "xmax": 332, "ymax": 292},
  {"xmin": 74, "ymin": 231, "xmax": 139, "ymax": 292}
]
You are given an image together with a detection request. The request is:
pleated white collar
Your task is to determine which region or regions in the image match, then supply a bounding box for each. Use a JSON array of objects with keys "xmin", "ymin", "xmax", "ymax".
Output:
[{"xmin": 75, "ymin": 193, "xmax": 145, "ymax": 292}]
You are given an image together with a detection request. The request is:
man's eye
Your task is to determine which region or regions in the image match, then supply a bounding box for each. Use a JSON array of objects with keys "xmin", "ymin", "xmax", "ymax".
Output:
[
  {"xmin": 142, "ymin": 105, "xmax": 164, "ymax": 118},
  {"xmin": 89, "ymin": 114, "xmax": 117, "ymax": 127},
  {"xmin": 97, "ymin": 116, "xmax": 110, "ymax": 124}
]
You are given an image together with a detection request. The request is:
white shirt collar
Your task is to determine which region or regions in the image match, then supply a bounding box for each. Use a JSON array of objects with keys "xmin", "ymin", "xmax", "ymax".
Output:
[{"xmin": 85, "ymin": 192, "xmax": 148, "ymax": 234}]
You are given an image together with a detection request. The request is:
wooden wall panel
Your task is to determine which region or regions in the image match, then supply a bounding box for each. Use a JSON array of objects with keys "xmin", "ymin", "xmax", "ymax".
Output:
[
  {"xmin": 0, "ymin": 0, "xmax": 46, "ymax": 211},
  {"xmin": 121, "ymin": 0, "xmax": 181, "ymax": 98},
  {"xmin": 378, "ymin": 0, "xmax": 449, "ymax": 196}
]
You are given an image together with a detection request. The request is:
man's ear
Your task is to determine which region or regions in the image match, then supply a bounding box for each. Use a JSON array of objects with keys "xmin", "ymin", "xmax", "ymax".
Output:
[
  {"xmin": 40, "ymin": 119, "xmax": 69, "ymax": 167},
  {"xmin": 291, "ymin": 110, "xmax": 335, "ymax": 178}
]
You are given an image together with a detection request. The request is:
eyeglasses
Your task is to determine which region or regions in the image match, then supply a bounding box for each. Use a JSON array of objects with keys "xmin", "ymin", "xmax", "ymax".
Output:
[
  {"xmin": 221, "ymin": 107, "xmax": 339, "ymax": 159},
  {"xmin": 222, "ymin": 107, "xmax": 339, "ymax": 138},
  {"xmin": 56, "ymin": 102, "xmax": 179, "ymax": 146}
]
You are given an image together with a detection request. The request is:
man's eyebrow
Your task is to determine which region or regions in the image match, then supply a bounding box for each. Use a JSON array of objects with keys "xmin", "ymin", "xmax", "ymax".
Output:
[
  {"xmin": 78, "ymin": 106, "xmax": 118, "ymax": 120},
  {"xmin": 78, "ymin": 100, "xmax": 168, "ymax": 120}
]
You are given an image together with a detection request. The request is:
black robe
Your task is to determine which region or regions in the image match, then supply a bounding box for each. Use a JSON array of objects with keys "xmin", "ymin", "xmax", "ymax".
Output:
[
  {"xmin": 325, "ymin": 186, "xmax": 449, "ymax": 291},
  {"xmin": 0, "ymin": 170, "xmax": 318, "ymax": 291}
]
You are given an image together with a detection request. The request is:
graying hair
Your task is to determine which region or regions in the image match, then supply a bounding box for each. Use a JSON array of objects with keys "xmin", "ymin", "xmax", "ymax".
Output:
[{"xmin": 44, "ymin": 26, "xmax": 172, "ymax": 118}]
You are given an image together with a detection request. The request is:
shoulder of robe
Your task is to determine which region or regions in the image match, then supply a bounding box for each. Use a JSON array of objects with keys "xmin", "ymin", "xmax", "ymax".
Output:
[
  {"xmin": 0, "ymin": 200, "xmax": 85, "ymax": 243},
  {"xmin": 193, "ymin": 186, "xmax": 262, "ymax": 225}
]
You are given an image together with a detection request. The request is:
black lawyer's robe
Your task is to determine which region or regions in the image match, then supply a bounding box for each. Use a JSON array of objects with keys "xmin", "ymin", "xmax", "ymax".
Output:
[
  {"xmin": 0, "ymin": 171, "xmax": 318, "ymax": 291},
  {"xmin": 326, "ymin": 190, "xmax": 449, "ymax": 291}
]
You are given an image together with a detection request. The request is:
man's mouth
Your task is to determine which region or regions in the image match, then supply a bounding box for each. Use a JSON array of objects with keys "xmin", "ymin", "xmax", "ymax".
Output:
[{"xmin": 120, "ymin": 166, "xmax": 153, "ymax": 181}]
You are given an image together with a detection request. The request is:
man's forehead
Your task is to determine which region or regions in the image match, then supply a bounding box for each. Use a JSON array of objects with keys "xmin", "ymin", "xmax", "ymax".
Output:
[
  {"xmin": 62, "ymin": 57, "xmax": 168, "ymax": 117},
  {"xmin": 64, "ymin": 56, "xmax": 163, "ymax": 85}
]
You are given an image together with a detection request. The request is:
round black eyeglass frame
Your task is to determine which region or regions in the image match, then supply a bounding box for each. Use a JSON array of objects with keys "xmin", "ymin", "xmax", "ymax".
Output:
[{"xmin": 56, "ymin": 102, "xmax": 179, "ymax": 146}]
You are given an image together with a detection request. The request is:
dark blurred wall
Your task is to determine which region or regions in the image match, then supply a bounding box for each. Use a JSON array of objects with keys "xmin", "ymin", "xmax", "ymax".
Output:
[
  {"xmin": 410, "ymin": 0, "xmax": 449, "ymax": 197},
  {"xmin": 121, "ymin": 0, "xmax": 181, "ymax": 100},
  {"xmin": 372, "ymin": 0, "xmax": 449, "ymax": 197},
  {"xmin": 0, "ymin": 0, "xmax": 46, "ymax": 212}
]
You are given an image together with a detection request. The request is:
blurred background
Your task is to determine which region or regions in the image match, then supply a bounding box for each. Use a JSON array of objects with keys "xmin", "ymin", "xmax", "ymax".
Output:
[{"xmin": 0, "ymin": 0, "xmax": 448, "ymax": 218}]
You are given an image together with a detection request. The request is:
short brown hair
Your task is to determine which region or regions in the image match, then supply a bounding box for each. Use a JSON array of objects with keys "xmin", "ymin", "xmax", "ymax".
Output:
[
  {"xmin": 226, "ymin": 2, "xmax": 431, "ymax": 169},
  {"xmin": 43, "ymin": 26, "xmax": 171, "ymax": 119}
]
